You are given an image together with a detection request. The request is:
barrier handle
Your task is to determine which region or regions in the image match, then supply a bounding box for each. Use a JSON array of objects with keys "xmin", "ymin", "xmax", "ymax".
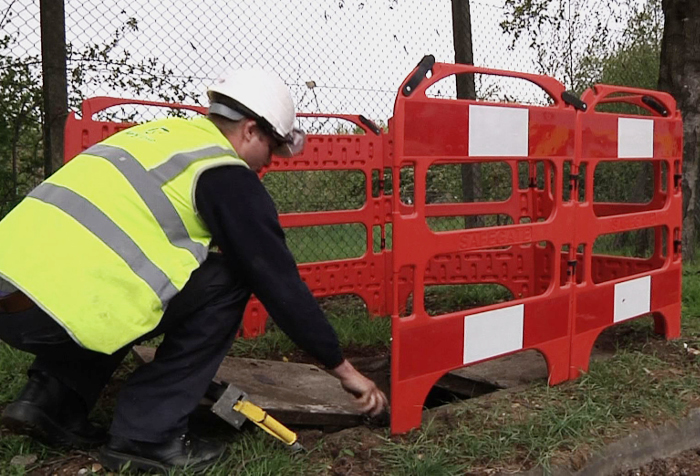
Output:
[
  {"xmin": 76, "ymin": 99, "xmax": 383, "ymax": 136},
  {"xmin": 397, "ymin": 56, "xmax": 568, "ymax": 107},
  {"xmin": 642, "ymin": 96, "xmax": 669, "ymax": 117},
  {"xmin": 402, "ymin": 55, "xmax": 436, "ymax": 97},
  {"xmin": 79, "ymin": 96, "xmax": 207, "ymax": 119},
  {"xmin": 359, "ymin": 115, "xmax": 382, "ymax": 135},
  {"xmin": 580, "ymin": 84, "xmax": 677, "ymax": 117},
  {"xmin": 296, "ymin": 112, "xmax": 383, "ymax": 135},
  {"xmin": 561, "ymin": 91, "xmax": 588, "ymax": 111}
]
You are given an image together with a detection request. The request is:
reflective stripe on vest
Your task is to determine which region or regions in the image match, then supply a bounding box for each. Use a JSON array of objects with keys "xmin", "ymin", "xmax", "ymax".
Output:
[
  {"xmin": 38, "ymin": 141, "xmax": 244, "ymax": 308},
  {"xmin": 82, "ymin": 143, "xmax": 236, "ymax": 264},
  {"xmin": 149, "ymin": 145, "xmax": 238, "ymax": 184},
  {"xmin": 0, "ymin": 117, "xmax": 248, "ymax": 353},
  {"xmin": 29, "ymin": 182, "xmax": 180, "ymax": 306}
]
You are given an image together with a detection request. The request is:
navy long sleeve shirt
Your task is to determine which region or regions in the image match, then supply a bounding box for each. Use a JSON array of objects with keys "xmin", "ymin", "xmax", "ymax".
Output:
[{"xmin": 194, "ymin": 165, "xmax": 344, "ymax": 369}]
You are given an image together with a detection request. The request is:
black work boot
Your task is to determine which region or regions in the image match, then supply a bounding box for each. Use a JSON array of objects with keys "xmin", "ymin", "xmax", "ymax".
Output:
[
  {"xmin": 0, "ymin": 371, "xmax": 106, "ymax": 448},
  {"xmin": 99, "ymin": 433, "xmax": 226, "ymax": 473}
]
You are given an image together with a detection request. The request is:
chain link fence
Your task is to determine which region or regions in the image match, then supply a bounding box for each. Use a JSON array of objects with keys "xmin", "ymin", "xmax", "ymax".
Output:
[
  {"xmin": 4, "ymin": 1, "xmax": 659, "ymax": 116},
  {"xmin": 0, "ymin": 0, "xmax": 662, "ymax": 263}
]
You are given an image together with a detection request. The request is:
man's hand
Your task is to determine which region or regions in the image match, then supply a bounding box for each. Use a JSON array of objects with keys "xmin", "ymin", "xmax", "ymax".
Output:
[{"xmin": 328, "ymin": 360, "xmax": 388, "ymax": 417}]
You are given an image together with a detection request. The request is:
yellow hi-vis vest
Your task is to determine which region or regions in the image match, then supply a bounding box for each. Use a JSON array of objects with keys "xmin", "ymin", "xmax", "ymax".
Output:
[{"xmin": 0, "ymin": 116, "xmax": 248, "ymax": 354}]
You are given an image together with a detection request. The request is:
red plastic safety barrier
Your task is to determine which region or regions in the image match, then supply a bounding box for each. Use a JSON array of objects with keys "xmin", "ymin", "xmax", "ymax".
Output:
[
  {"xmin": 568, "ymin": 85, "xmax": 683, "ymax": 379},
  {"xmin": 64, "ymin": 63, "xmax": 684, "ymax": 436},
  {"xmin": 63, "ymin": 98, "xmax": 390, "ymax": 338},
  {"xmin": 243, "ymin": 113, "xmax": 390, "ymax": 336},
  {"xmin": 388, "ymin": 60, "xmax": 579, "ymax": 434},
  {"xmin": 386, "ymin": 59, "xmax": 683, "ymax": 434},
  {"xmin": 64, "ymin": 97, "xmax": 206, "ymax": 162}
]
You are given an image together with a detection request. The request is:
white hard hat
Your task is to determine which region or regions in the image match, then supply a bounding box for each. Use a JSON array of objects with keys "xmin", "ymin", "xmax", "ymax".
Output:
[{"xmin": 207, "ymin": 68, "xmax": 305, "ymax": 157}]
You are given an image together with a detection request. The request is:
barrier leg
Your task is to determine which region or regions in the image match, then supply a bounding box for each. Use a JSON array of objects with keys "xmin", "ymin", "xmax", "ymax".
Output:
[
  {"xmin": 242, "ymin": 302, "xmax": 269, "ymax": 338},
  {"xmin": 535, "ymin": 339, "xmax": 571, "ymax": 385},
  {"xmin": 390, "ymin": 374, "xmax": 437, "ymax": 435},
  {"xmin": 569, "ymin": 329, "xmax": 600, "ymax": 380},
  {"xmin": 359, "ymin": 289, "xmax": 386, "ymax": 317},
  {"xmin": 653, "ymin": 304, "xmax": 681, "ymax": 339}
]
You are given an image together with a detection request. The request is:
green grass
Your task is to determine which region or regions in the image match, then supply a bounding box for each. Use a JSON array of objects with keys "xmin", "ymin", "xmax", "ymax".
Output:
[
  {"xmin": 0, "ymin": 435, "xmax": 54, "ymax": 476},
  {"xmin": 682, "ymin": 261, "xmax": 700, "ymax": 335},
  {"xmin": 0, "ymin": 345, "xmax": 31, "ymax": 405},
  {"xmin": 148, "ymin": 431, "xmax": 323, "ymax": 476},
  {"xmin": 423, "ymin": 284, "xmax": 513, "ymax": 315},
  {"xmin": 1, "ymin": 261, "xmax": 700, "ymax": 474},
  {"xmin": 230, "ymin": 298, "xmax": 391, "ymax": 360},
  {"xmin": 378, "ymin": 348, "xmax": 700, "ymax": 474},
  {"xmin": 284, "ymin": 222, "xmax": 392, "ymax": 262},
  {"xmin": 285, "ymin": 224, "xmax": 367, "ymax": 263},
  {"xmin": 0, "ymin": 345, "xmax": 55, "ymax": 475}
]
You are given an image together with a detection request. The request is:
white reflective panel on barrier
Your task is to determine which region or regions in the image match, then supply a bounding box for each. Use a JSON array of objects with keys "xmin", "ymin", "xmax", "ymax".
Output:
[
  {"xmin": 463, "ymin": 303, "xmax": 524, "ymax": 364},
  {"xmin": 618, "ymin": 117, "xmax": 654, "ymax": 159},
  {"xmin": 468, "ymin": 105, "xmax": 529, "ymax": 157},
  {"xmin": 613, "ymin": 275, "xmax": 651, "ymax": 323}
]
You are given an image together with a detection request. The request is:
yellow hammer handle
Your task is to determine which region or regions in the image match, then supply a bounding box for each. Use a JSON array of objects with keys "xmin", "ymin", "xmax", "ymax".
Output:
[{"xmin": 233, "ymin": 400, "xmax": 298, "ymax": 446}]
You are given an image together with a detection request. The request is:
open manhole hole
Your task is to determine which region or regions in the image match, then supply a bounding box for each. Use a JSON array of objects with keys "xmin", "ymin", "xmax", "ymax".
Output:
[{"xmin": 349, "ymin": 351, "xmax": 551, "ymax": 410}]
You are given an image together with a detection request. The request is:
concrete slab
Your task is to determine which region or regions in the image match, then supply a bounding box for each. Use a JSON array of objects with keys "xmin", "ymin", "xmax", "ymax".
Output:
[
  {"xmin": 132, "ymin": 346, "xmax": 365, "ymax": 427},
  {"xmin": 133, "ymin": 340, "xmax": 615, "ymax": 428},
  {"xmin": 515, "ymin": 408, "xmax": 700, "ymax": 476}
]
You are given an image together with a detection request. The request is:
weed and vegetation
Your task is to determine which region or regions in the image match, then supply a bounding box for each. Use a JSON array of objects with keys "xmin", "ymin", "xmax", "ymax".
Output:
[
  {"xmin": 229, "ymin": 296, "xmax": 392, "ymax": 361},
  {"xmin": 0, "ymin": 260, "xmax": 699, "ymax": 475}
]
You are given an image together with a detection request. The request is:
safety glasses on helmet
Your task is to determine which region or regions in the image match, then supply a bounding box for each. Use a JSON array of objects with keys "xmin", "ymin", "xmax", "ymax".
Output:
[
  {"xmin": 208, "ymin": 98, "xmax": 306, "ymax": 157},
  {"xmin": 270, "ymin": 128, "xmax": 305, "ymax": 158}
]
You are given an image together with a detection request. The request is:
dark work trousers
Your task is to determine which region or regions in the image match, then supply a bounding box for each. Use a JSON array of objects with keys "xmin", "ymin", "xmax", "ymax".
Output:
[{"xmin": 0, "ymin": 253, "xmax": 250, "ymax": 443}]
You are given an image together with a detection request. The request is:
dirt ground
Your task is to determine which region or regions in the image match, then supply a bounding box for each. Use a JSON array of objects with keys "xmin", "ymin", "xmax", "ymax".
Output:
[
  {"xmin": 23, "ymin": 451, "xmax": 99, "ymax": 476},
  {"xmin": 615, "ymin": 449, "xmax": 700, "ymax": 476},
  {"xmin": 18, "ymin": 444, "xmax": 700, "ymax": 475},
  {"xmin": 10, "ymin": 323, "xmax": 700, "ymax": 475},
  {"xmin": 17, "ymin": 447, "xmax": 700, "ymax": 475},
  {"xmin": 13, "ymin": 410, "xmax": 700, "ymax": 475}
]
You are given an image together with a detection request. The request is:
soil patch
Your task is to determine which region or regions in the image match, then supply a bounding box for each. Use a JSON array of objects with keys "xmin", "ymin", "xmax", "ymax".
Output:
[
  {"xmin": 24, "ymin": 452, "xmax": 99, "ymax": 476},
  {"xmin": 615, "ymin": 448, "xmax": 700, "ymax": 476},
  {"xmin": 20, "ymin": 319, "xmax": 700, "ymax": 475}
]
